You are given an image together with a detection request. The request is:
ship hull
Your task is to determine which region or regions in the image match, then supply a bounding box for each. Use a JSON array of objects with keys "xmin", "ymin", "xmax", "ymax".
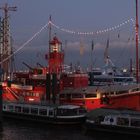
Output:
[
  {"xmin": 84, "ymin": 122, "xmax": 140, "ymax": 136},
  {"xmin": 2, "ymin": 103, "xmax": 87, "ymax": 125},
  {"xmin": 3, "ymin": 111, "xmax": 86, "ymax": 124}
]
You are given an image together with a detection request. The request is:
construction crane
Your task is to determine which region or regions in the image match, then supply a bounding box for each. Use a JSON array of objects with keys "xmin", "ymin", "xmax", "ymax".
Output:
[{"xmin": 0, "ymin": 3, "xmax": 17, "ymax": 80}]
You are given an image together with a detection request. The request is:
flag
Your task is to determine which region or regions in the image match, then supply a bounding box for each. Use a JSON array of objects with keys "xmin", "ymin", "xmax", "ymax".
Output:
[
  {"xmin": 132, "ymin": 37, "xmax": 134, "ymax": 41},
  {"xmin": 91, "ymin": 40, "xmax": 94, "ymax": 51},
  {"xmin": 128, "ymin": 37, "xmax": 130, "ymax": 42},
  {"xmin": 118, "ymin": 33, "xmax": 120, "ymax": 38},
  {"xmin": 80, "ymin": 40, "xmax": 84, "ymax": 55}
]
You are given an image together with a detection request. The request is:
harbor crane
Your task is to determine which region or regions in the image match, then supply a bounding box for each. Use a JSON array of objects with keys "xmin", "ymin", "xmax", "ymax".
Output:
[{"xmin": 0, "ymin": 3, "xmax": 17, "ymax": 80}]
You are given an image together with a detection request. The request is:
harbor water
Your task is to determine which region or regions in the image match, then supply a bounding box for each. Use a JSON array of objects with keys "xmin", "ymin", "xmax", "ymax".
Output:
[{"xmin": 0, "ymin": 118, "xmax": 139, "ymax": 140}]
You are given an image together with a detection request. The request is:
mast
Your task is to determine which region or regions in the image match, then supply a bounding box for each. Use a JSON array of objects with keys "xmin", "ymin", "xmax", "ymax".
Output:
[
  {"xmin": 90, "ymin": 40, "xmax": 94, "ymax": 71},
  {"xmin": 0, "ymin": 17, "xmax": 3, "ymax": 81},
  {"xmin": 48, "ymin": 15, "xmax": 52, "ymax": 74},
  {"xmin": 135, "ymin": 0, "xmax": 139, "ymax": 83},
  {"xmin": 49, "ymin": 15, "xmax": 52, "ymax": 53}
]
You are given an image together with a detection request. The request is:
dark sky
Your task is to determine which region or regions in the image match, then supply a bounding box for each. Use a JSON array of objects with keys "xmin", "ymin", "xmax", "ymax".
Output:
[{"xmin": 0, "ymin": 0, "xmax": 140, "ymax": 71}]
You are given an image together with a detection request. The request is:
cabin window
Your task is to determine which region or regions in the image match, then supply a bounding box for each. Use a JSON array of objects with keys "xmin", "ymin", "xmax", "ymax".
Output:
[
  {"xmin": 57, "ymin": 109, "xmax": 64, "ymax": 116},
  {"xmin": 116, "ymin": 90, "xmax": 128, "ymax": 95},
  {"xmin": 49, "ymin": 110, "xmax": 53, "ymax": 116},
  {"xmin": 22, "ymin": 92, "xmax": 25, "ymax": 96},
  {"xmin": 93, "ymin": 78, "xmax": 112, "ymax": 83},
  {"xmin": 110, "ymin": 118, "xmax": 114, "ymax": 123},
  {"xmin": 103, "ymin": 92, "xmax": 109, "ymax": 95},
  {"xmin": 3, "ymin": 105, "xmax": 6, "ymax": 110},
  {"xmin": 59, "ymin": 94, "xmax": 65, "ymax": 99},
  {"xmin": 23, "ymin": 107, "xmax": 29, "ymax": 114},
  {"xmin": 66, "ymin": 94, "xmax": 71, "ymax": 100},
  {"xmin": 15, "ymin": 106, "xmax": 21, "ymax": 113},
  {"xmin": 110, "ymin": 92, "xmax": 115, "ymax": 95},
  {"xmin": 104, "ymin": 117, "xmax": 109, "ymax": 122},
  {"xmin": 39, "ymin": 109, "xmax": 47, "ymax": 115},
  {"xmin": 37, "ymin": 69, "xmax": 42, "ymax": 74},
  {"xmin": 131, "ymin": 88, "xmax": 140, "ymax": 92},
  {"xmin": 95, "ymin": 116, "xmax": 104, "ymax": 123},
  {"xmin": 57, "ymin": 109, "xmax": 77, "ymax": 116},
  {"xmin": 78, "ymin": 108, "xmax": 87, "ymax": 115},
  {"xmin": 85, "ymin": 93, "xmax": 97, "ymax": 98},
  {"xmin": 8, "ymin": 105, "xmax": 14, "ymax": 111},
  {"xmin": 72, "ymin": 94, "xmax": 83, "ymax": 98},
  {"xmin": 36, "ymin": 93, "xmax": 39, "ymax": 97},
  {"xmin": 131, "ymin": 119, "xmax": 140, "ymax": 127},
  {"xmin": 117, "ymin": 117, "xmax": 129, "ymax": 126},
  {"xmin": 31, "ymin": 108, "xmax": 38, "ymax": 115},
  {"xmin": 114, "ymin": 77, "xmax": 133, "ymax": 82}
]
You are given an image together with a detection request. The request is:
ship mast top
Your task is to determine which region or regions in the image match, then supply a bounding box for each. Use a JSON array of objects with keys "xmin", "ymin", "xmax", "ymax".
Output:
[
  {"xmin": 135, "ymin": 0, "xmax": 139, "ymax": 83},
  {"xmin": 48, "ymin": 15, "xmax": 52, "ymax": 52}
]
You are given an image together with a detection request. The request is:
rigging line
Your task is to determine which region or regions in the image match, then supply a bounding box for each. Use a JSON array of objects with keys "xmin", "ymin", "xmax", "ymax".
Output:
[
  {"xmin": 50, "ymin": 18, "xmax": 134, "ymax": 36},
  {"xmin": 0, "ymin": 22, "xmax": 50, "ymax": 65}
]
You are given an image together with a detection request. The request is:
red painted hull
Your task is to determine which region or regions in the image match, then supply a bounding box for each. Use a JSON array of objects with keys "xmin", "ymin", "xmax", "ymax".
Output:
[
  {"xmin": 107, "ymin": 92, "xmax": 140, "ymax": 111},
  {"xmin": 3, "ymin": 83, "xmax": 140, "ymax": 112},
  {"xmin": 60, "ymin": 94, "xmax": 140, "ymax": 111}
]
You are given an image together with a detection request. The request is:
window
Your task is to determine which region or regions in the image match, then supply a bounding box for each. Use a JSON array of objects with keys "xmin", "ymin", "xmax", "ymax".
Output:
[
  {"xmin": 117, "ymin": 117, "xmax": 129, "ymax": 126},
  {"xmin": 72, "ymin": 94, "xmax": 83, "ymax": 98},
  {"xmin": 110, "ymin": 118, "xmax": 114, "ymax": 123},
  {"xmin": 131, "ymin": 88, "xmax": 140, "ymax": 92},
  {"xmin": 36, "ymin": 93, "xmax": 39, "ymax": 97},
  {"xmin": 39, "ymin": 109, "xmax": 47, "ymax": 116},
  {"xmin": 116, "ymin": 90, "xmax": 128, "ymax": 95},
  {"xmin": 31, "ymin": 108, "xmax": 38, "ymax": 115},
  {"xmin": 49, "ymin": 110, "xmax": 54, "ymax": 116},
  {"xmin": 59, "ymin": 94, "xmax": 65, "ymax": 99},
  {"xmin": 131, "ymin": 119, "xmax": 140, "ymax": 127},
  {"xmin": 66, "ymin": 94, "xmax": 71, "ymax": 100},
  {"xmin": 15, "ymin": 106, "xmax": 21, "ymax": 113},
  {"xmin": 23, "ymin": 107, "xmax": 29, "ymax": 114},
  {"xmin": 78, "ymin": 108, "xmax": 87, "ymax": 114},
  {"xmin": 3, "ymin": 105, "xmax": 6, "ymax": 110},
  {"xmin": 57, "ymin": 109, "xmax": 77, "ymax": 116},
  {"xmin": 85, "ymin": 93, "xmax": 97, "ymax": 98},
  {"xmin": 8, "ymin": 105, "xmax": 14, "ymax": 111}
]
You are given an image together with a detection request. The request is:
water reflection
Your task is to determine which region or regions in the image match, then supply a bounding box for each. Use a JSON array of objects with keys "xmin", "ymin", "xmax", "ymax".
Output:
[{"xmin": 0, "ymin": 119, "xmax": 139, "ymax": 140}]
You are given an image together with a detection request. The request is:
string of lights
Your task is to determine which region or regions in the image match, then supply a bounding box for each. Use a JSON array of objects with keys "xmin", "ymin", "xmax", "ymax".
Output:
[
  {"xmin": 0, "ymin": 18, "xmax": 139, "ymax": 65},
  {"xmin": 50, "ymin": 18, "xmax": 135, "ymax": 36}
]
